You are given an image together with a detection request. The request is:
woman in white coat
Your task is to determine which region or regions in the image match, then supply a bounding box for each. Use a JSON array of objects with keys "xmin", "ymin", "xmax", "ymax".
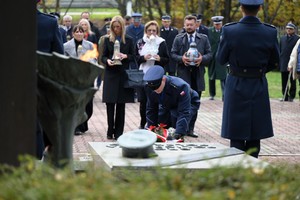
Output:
[{"xmin": 288, "ymin": 38, "xmax": 300, "ymax": 98}]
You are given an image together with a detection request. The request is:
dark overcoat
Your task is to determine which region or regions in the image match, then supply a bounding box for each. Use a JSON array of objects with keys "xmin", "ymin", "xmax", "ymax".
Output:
[
  {"xmin": 171, "ymin": 32, "xmax": 212, "ymax": 92},
  {"xmin": 160, "ymin": 26, "xmax": 179, "ymax": 74},
  {"xmin": 207, "ymin": 27, "xmax": 227, "ymax": 80},
  {"xmin": 37, "ymin": 10, "xmax": 63, "ymax": 54},
  {"xmin": 126, "ymin": 24, "xmax": 145, "ymax": 45},
  {"xmin": 101, "ymin": 36, "xmax": 135, "ymax": 103},
  {"xmin": 279, "ymin": 34, "xmax": 299, "ymax": 72},
  {"xmin": 216, "ymin": 16, "xmax": 279, "ymax": 140}
]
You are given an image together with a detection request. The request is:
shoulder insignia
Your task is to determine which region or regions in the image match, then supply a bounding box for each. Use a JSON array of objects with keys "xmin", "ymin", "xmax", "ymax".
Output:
[
  {"xmin": 40, "ymin": 12, "xmax": 56, "ymax": 19},
  {"xmin": 169, "ymin": 82, "xmax": 178, "ymax": 89},
  {"xmin": 263, "ymin": 23, "xmax": 276, "ymax": 29},
  {"xmin": 224, "ymin": 22, "xmax": 237, "ymax": 27}
]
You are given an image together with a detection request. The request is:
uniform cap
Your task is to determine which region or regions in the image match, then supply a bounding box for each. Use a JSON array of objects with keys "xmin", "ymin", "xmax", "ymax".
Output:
[
  {"xmin": 211, "ymin": 16, "xmax": 224, "ymax": 24},
  {"xmin": 162, "ymin": 15, "xmax": 171, "ymax": 21},
  {"xmin": 143, "ymin": 65, "xmax": 165, "ymax": 90},
  {"xmin": 117, "ymin": 130, "xmax": 157, "ymax": 158},
  {"xmin": 286, "ymin": 23, "xmax": 296, "ymax": 30},
  {"xmin": 191, "ymin": 13, "xmax": 203, "ymax": 21},
  {"xmin": 104, "ymin": 17, "xmax": 112, "ymax": 22},
  {"xmin": 132, "ymin": 13, "xmax": 142, "ymax": 18},
  {"xmin": 239, "ymin": 0, "xmax": 264, "ymax": 5}
]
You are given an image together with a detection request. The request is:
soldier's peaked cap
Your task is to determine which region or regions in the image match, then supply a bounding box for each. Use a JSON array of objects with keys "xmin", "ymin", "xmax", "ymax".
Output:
[
  {"xmin": 239, "ymin": 0, "xmax": 264, "ymax": 5},
  {"xmin": 143, "ymin": 65, "xmax": 165, "ymax": 89},
  {"xmin": 162, "ymin": 15, "xmax": 171, "ymax": 20},
  {"xmin": 132, "ymin": 13, "xmax": 142, "ymax": 18},
  {"xmin": 286, "ymin": 23, "xmax": 296, "ymax": 29},
  {"xmin": 211, "ymin": 16, "xmax": 224, "ymax": 24}
]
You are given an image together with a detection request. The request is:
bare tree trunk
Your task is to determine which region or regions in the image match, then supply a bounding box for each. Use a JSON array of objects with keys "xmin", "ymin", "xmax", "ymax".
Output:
[
  {"xmin": 223, "ymin": 0, "xmax": 232, "ymax": 24},
  {"xmin": 62, "ymin": 0, "xmax": 75, "ymax": 17},
  {"xmin": 146, "ymin": 0, "xmax": 154, "ymax": 20},
  {"xmin": 185, "ymin": 0, "xmax": 188, "ymax": 16},
  {"xmin": 116, "ymin": 0, "xmax": 127, "ymax": 16},
  {"xmin": 153, "ymin": 0, "xmax": 163, "ymax": 18},
  {"xmin": 55, "ymin": 0, "xmax": 60, "ymax": 12},
  {"xmin": 165, "ymin": 0, "xmax": 171, "ymax": 15},
  {"xmin": 269, "ymin": 0, "xmax": 283, "ymax": 24}
]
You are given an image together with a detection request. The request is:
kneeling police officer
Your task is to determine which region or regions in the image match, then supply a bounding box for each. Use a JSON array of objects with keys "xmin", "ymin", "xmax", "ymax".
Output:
[{"xmin": 143, "ymin": 65, "xmax": 200, "ymax": 139}]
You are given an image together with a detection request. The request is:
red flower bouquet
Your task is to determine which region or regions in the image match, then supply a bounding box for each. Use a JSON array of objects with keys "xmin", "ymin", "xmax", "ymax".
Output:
[{"xmin": 148, "ymin": 123, "xmax": 184, "ymax": 143}]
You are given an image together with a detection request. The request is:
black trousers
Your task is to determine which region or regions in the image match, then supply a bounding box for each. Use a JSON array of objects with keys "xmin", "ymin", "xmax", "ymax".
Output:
[
  {"xmin": 230, "ymin": 139, "xmax": 260, "ymax": 158},
  {"xmin": 209, "ymin": 79, "xmax": 226, "ymax": 98},
  {"xmin": 281, "ymin": 71, "xmax": 296, "ymax": 100},
  {"xmin": 106, "ymin": 103, "xmax": 125, "ymax": 139},
  {"xmin": 76, "ymin": 98, "xmax": 94, "ymax": 133},
  {"xmin": 137, "ymin": 86, "xmax": 147, "ymax": 128}
]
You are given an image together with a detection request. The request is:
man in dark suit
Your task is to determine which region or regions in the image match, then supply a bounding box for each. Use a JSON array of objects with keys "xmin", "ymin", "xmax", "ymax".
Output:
[
  {"xmin": 37, "ymin": 3, "xmax": 64, "ymax": 159},
  {"xmin": 143, "ymin": 65, "xmax": 200, "ymax": 140},
  {"xmin": 279, "ymin": 22, "xmax": 299, "ymax": 102},
  {"xmin": 216, "ymin": 0, "xmax": 279, "ymax": 158},
  {"xmin": 171, "ymin": 15, "xmax": 212, "ymax": 99},
  {"xmin": 160, "ymin": 15, "xmax": 178, "ymax": 76},
  {"xmin": 171, "ymin": 15, "xmax": 212, "ymax": 138},
  {"xmin": 195, "ymin": 14, "xmax": 208, "ymax": 36}
]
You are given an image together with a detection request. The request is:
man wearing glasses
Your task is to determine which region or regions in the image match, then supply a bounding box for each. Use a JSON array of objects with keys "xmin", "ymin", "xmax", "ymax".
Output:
[{"xmin": 143, "ymin": 65, "xmax": 200, "ymax": 140}]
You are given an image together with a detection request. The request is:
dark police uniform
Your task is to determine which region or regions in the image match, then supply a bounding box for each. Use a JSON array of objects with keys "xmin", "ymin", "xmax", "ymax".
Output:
[
  {"xmin": 37, "ymin": 9, "xmax": 64, "ymax": 159},
  {"xmin": 144, "ymin": 66, "xmax": 200, "ymax": 137},
  {"xmin": 216, "ymin": 0, "xmax": 279, "ymax": 157}
]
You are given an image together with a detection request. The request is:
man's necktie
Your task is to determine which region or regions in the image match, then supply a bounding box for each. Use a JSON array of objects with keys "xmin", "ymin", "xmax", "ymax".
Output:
[{"xmin": 189, "ymin": 34, "xmax": 193, "ymax": 43}]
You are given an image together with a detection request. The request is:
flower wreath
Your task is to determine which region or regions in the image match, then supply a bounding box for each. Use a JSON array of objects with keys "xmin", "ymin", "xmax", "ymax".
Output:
[{"xmin": 148, "ymin": 123, "xmax": 184, "ymax": 143}]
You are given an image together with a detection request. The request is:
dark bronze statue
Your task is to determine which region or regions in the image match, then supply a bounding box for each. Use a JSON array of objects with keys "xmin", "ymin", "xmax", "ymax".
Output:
[{"xmin": 36, "ymin": 51, "xmax": 101, "ymax": 168}]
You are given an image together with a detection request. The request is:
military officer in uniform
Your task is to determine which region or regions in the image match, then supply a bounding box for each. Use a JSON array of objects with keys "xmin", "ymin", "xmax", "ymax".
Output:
[
  {"xmin": 216, "ymin": 0, "xmax": 279, "ymax": 158},
  {"xmin": 143, "ymin": 65, "xmax": 200, "ymax": 139},
  {"xmin": 207, "ymin": 16, "xmax": 227, "ymax": 101},
  {"xmin": 160, "ymin": 15, "xmax": 179, "ymax": 76}
]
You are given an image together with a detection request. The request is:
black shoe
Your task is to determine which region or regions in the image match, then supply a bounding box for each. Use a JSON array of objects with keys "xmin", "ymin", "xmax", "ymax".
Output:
[
  {"xmin": 172, "ymin": 133, "xmax": 183, "ymax": 140},
  {"xmin": 288, "ymin": 97, "xmax": 294, "ymax": 102},
  {"xmin": 186, "ymin": 132, "xmax": 198, "ymax": 138},
  {"xmin": 209, "ymin": 96, "xmax": 214, "ymax": 100},
  {"xmin": 107, "ymin": 135, "xmax": 113, "ymax": 139},
  {"xmin": 75, "ymin": 131, "xmax": 83, "ymax": 135}
]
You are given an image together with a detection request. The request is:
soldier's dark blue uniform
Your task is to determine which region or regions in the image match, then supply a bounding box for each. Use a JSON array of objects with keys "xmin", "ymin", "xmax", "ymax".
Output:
[
  {"xmin": 216, "ymin": 0, "xmax": 279, "ymax": 157},
  {"xmin": 143, "ymin": 66, "xmax": 200, "ymax": 138}
]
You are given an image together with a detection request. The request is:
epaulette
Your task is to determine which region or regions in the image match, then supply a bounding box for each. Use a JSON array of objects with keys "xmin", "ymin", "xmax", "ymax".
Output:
[
  {"xmin": 170, "ymin": 82, "xmax": 178, "ymax": 89},
  {"xmin": 223, "ymin": 22, "xmax": 237, "ymax": 27},
  {"xmin": 40, "ymin": 12, "xmax": 57, "ymax": 19},
  {"xmin": 263, "ymin": 23, "xmax": 276, "ymax": 29}
]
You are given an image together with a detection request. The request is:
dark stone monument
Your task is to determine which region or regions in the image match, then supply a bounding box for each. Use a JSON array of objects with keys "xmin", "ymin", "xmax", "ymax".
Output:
[{"xmin": 37, "ymin": 51, "xmax": 101, "ymax": 168}]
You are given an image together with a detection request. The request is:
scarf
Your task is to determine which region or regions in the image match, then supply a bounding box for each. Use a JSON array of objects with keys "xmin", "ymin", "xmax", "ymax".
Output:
[{"xmin": 139, "ymin": 35, "xmax": 165, "ymax": 73}]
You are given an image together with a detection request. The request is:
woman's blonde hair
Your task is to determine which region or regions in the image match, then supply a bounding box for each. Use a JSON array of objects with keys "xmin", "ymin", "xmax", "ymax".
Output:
[
  {"xmin": 109, "ymin": 15, "xmax": 126, "ymax": 44},
  {"xmin": 78, "ymin": 18, "xmax": 94, "ymax": 35},
  {"xmin": 144, "ymin": 20, "xmax": 160, "ymax": 35}
]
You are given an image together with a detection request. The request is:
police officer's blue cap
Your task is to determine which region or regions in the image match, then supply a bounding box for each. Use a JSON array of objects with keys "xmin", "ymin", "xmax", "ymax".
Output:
[
  {"xmin": 132, "ymin": 13, "xmax": 142, "ymax": 18},
  {"xmin": 286, "ymin": 23, "xmax": 296, "ymax": 30},
  {"xmin": 144, "ymin": 65, "xmax": 165, "ymax": 90},
  {"xmin": 211, "ymin": 16, "xmax": 224, "ymax": 24},
  {"xmin": 162, "ymin": 15, "xmax": 171, "ymax": 20},
  {"xmin": 239, "ymin": 0, "xmax": 264, "ymax": 5}
]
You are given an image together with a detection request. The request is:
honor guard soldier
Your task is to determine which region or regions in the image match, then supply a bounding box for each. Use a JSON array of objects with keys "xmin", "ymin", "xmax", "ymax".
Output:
[
  {"xmin": 143, "ymin": 65, "xmax": 200, "ymax": 139},
  {"xmin": 160, "ymin": 15, "xmax": 179, "ymax": 76},
  {"xmin": 207, "ymin": 16, "xmax": 227, "ymax": 101},
  {"xmin": 216, "ymin": 0, "xmax": 279, "ymax": 157}
]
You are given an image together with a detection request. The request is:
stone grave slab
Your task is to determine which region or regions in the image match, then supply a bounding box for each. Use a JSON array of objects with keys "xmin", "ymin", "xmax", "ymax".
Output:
[{"xmin": 88, "ymin": 142, "xmax": 268, "ymax": 171}]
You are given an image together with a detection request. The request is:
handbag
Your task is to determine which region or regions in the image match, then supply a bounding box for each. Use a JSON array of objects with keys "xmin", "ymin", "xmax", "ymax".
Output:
[{"xmin": 124, "ymin": 64, "xmax": 145, "ymax": 88}]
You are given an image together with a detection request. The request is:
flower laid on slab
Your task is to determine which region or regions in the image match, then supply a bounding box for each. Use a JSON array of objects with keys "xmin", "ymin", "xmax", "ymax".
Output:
[{"xmin": 148, "ymin": 123, "xmax": 184, "ymax": 143}]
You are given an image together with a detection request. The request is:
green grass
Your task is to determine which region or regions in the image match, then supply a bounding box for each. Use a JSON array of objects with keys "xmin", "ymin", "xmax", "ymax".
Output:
[{"xmin": 202, "ymin": 71, "xmax": 283, "ymax": 99}]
